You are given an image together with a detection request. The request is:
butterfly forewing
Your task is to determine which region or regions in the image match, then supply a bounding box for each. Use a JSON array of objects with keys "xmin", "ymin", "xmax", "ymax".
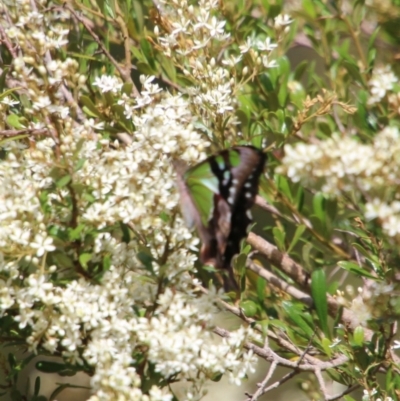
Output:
[{"xmin": 185, "ymin": 161, "xmax": 220, "ymax": 227}]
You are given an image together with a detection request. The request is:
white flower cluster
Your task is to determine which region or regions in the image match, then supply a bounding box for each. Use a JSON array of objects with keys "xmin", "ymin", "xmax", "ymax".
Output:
[
  {"xmin": 279, "ymin": 127, "xmax": 400, "ymax": 238},
  {"xmin": 362, "ymin": 388, "xmax": 394, "ymax": 401},
  {"xmin": 0, "ymin": 1, "xmax": 261, "ymax": 400},
  {"xmin": 134, "ymin": 289, "xmax": 259, "ymax": 386},
  {"xmin": 367, "ymin": 65, "xmax": 398, "ymax": 105},
  {"xmin": 2, "ymin": 0, "xmax": 85, "ymax": 123},
  {"xmin": 155, "ymin": 0, "xmax": 283, "ymax": 137}
]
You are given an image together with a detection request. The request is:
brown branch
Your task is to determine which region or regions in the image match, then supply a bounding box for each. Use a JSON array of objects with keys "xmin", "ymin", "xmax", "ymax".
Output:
[
  {"xmin": 246, "ymin": 233, "xmax": 375, "ymax": 338},
  {"xmin": 255, "ymin": 195, "xmax": 284, "ymax": 219},
  {"xmin": 249, "ymin": 369, "xmax": 300, "ymax": 399},
  {"xmin": 246, "ymin": 360, "xmax": 278, "ymax": 401},
  {"xmin": 213, "ymin": 325, "xmax": 348, "ymax": 371},
  {"xmin": 247, "ymin": 232, "xmax": 310, "ymax": 286},
  {"xmin": 0, "ymin": 128, "xmax": 50, "ymax": 137},
  {"xmin": 247, "ymin": 260, "xmax": 313, "ymax": 306}
]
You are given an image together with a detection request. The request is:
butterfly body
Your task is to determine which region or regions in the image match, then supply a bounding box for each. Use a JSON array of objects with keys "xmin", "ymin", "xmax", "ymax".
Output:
[{"xmin": 175, "ymin": 146, "xmax": 266, "ymax": 289}]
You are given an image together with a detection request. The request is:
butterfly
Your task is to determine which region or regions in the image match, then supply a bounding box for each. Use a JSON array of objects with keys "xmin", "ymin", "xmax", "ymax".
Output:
[{"xmin": 174, "ymin": 146, "xmax": 267, "ymax": 290}]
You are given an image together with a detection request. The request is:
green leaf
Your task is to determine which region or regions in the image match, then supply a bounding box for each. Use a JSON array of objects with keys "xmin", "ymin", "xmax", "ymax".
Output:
[
  {"xmin": 294, "ymin": 185, "xmax": 304, "ymax": 212},
  {"xmin": 81, "ymin": 95, "xmax": 102, "ymax": 118},
  {"xmin": 321, "ymin": 337, "xmax": 332, "ymax": 358},
  {"xmin": 210, "ymin": 372, "xmax": 223, "ymax": 382},
  {"xmin": 121, "ymin": 83, "xmax": 133, "ymax": 95},
  {"xmin": 0, "ymin": 134, "xmax": 28, "ymax": 146},
  {"xmin": 343, "ymin": 60, "xmax": 363, "ymax": 84},
  {"xmin": 33, "ymin": 376, "xmax": 40, "ymax": 397},
  {"xmin": 132, "ymin": 0, "xmax": 144, "ymax": 33},
  {"xmin": 268, "ymin": 318, "xmax": 288, "ymax": 331},
  {"xmin": 140, "ymin": 38, "xmax": 155, "ymax": 70},
  {"xmin": 240, "ymin": 300, "xmax": 258, "ymax": 317},
  {"xmin": 318, "ymin": 121, "xmax": 333, "ymax": 137},
  {"xmin": 79, "ymin": 253, "xmax": 92, "ymax": 269},
  {"xmin": 367, "ymin": 48, "xmax": 377, "ymax": 69},
  {"xmin": 74, "ymin": 158, "xmax": 86, "ymax": 172},
  {"xmin": 311, "ymin": 269, "xmax": 330, "ymax": 338},
  {"xmin": 302, "ymin": 0, "xmax": 317, "ymax": 18},
  {"xmin": 343, "ymin": 396, "xmax": 357, "ymax": 401},
  {"xmin": 354, "ymin": 347, "xmax": 369, "ymax": 370},
  {"xmin": 302, "ymin": 242, "xmax": 313, "ymax": 269},
  {"xmin": 353, "ymin": 326, "xmax": 364, "ymax": 347},
  {"xmin": 56, "ymin": 175, "xmax": 71, "ymax": 188},
  {"xmin": 351, "ymin": 243, "xmax": 379, "ymax": 264},
  {"xmin": 0, "ymin": 87, "xmax": 22, "ymax": 100},
  {"xmin": 120, "ymin": 222, "xmax": 131, "ymax": 243},
  {"xmin": 103, "ymin": 255, "xmax": 111, "ymax": 272},
  {"xmin": 137, "ymin": 61, "xmax": 155, "ymax": 75},
  {"xmin": 282, "ymin": 301, "xmax": 315, "ymax": 338},
  {"xmin": 161, "ymin": 57, "xmax": 177, "ymax": 83},
  {"xmin": 276, "ymin": 175, "xmax": 293, "ymax": 202},
  {"xmin": 0, "ymin": 68, "xmax": 9, "ymax": 91},
  {"xmin": 272, "ymin": 226, "xmax": 286, "ymax": 251},
  {"xmin": 68, "ymin": 224, "xmax": 85, "ymax": 241},
  {"xmin": 337, "ymin": 261, "xmax": 377, "ymax": 279},
  {"xmin": 36, "ymin": 361, "xmax": 67, "ymax": 373},
  {"xmin": 6, "ymin": 114, "xmax": 25, "ymax": 129},
  {"xmin": 137, "ymin": 251, "xmax": 154, "ymax": 274},
  {"xmin": 130, "ymin": 46, "xmax": 145, "ymax": 63},
  {"xmin": 287, "ymin": 224, "xmax": 306, "ymax": 254},
  {"xmin": 256, "ymin": 277, "xmax": 266, "ymax": 303},
  {"xmin": 313, "ymin": 192, "xmax": 326, "ymax": 224}
]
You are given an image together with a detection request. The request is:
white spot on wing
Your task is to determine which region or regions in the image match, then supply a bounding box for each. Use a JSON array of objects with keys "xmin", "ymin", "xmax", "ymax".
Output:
[
  {"xmin": 245, "ymin": 192, "xmax": 252, "ymax": 198},
  {"xmin": 222, "ymin": 170, "xmax": 230, "ymax": 186},
  {"xmin": 246, "ymin": 210, "xmax": 252, "ymax": 219}
]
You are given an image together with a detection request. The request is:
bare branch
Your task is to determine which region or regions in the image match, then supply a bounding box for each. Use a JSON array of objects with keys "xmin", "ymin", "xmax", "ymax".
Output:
[
  {"xmin": 247, "ymin": 360, "xmax": 278, "ymax": 401},
  {"xmin": 247, "ymin": 260, "xmax": 313, "ymax": 307},
  {"xmin": 246, "ymin": 233, "xmax": 375, "ymax": 338},
  {"xmin": 247, "ymin": 232, "xmax": 310, "ymax": 287},
  {"xmin": 0, "ymin": 128, "xmax": 50, "ymax": 137}
]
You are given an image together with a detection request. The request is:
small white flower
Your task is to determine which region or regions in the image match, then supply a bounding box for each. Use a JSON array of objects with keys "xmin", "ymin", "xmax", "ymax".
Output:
[
  {"xmin": 92, "ymin": 75, "xmax": 123, "ymax": 93},
  {"xmin": 256, "ymin": 37, "xmax": 278, "ymax": 52},
  {"xmin": 239, "ymin": 37, "xmax": 255, "ymax": 54},
  {"xmin": 368, "ymin": 65, "xmax": 397, "ymax": 105},
  {"xmin": 262, "ymin": 55, "xmax": 278, "ymax": 69},
  {"xmin": 32, "ymin": 95, "xmax": 52, "ymax": 110},
  {"xmin": 205, "ymin": 16, "xmax": 226, "ymax": 37},
  {"xmin": 274, "ymin": 14, "xmax": 293, "ymax": 28},
  {"xmin": 1, "ymin": 96, "xmax": 20, "ymax": 106},
  {"xmin": 30, "ymin": 233, "xmax": 56, "ymax": 257},
  {"xmin": 221, "ymin": 55, "xmax": 242, "ymax": 68}
]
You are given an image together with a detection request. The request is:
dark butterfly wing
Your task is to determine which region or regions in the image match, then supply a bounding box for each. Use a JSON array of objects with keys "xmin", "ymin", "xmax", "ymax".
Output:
[
  {"xmin": 175, "ymin": 146, "xmax": 267, "ymax": 290},
  {"xmin": 208, "ymin": 146, "xmax": 266, "ymax": 270}
]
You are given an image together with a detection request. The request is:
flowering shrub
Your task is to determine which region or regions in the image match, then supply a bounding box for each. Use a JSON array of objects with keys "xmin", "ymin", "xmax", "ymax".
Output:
[{"xmin": 0, "ymin": 0, "xmax": 400, "ymax": 401}]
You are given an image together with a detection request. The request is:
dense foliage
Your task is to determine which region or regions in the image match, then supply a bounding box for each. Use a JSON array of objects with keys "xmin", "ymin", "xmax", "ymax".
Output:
[{"xmin": 1, "ymin": 0, "xmax": 400, "ymax": 400}]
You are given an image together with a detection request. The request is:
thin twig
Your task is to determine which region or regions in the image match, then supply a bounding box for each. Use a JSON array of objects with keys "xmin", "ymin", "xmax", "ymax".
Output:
[
  {"xmin": 64, "ymin": 5, "xmax": 135, "ymax": 87},
  {"xmin": 248, "ymin": 360, "xmax": 278, "ymax": 401}
]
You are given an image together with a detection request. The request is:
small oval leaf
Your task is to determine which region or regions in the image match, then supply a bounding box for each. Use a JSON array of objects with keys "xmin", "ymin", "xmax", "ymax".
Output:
[{"xmin": 311, "ymin": 269, "xmax": 330, "ymax": 338}]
